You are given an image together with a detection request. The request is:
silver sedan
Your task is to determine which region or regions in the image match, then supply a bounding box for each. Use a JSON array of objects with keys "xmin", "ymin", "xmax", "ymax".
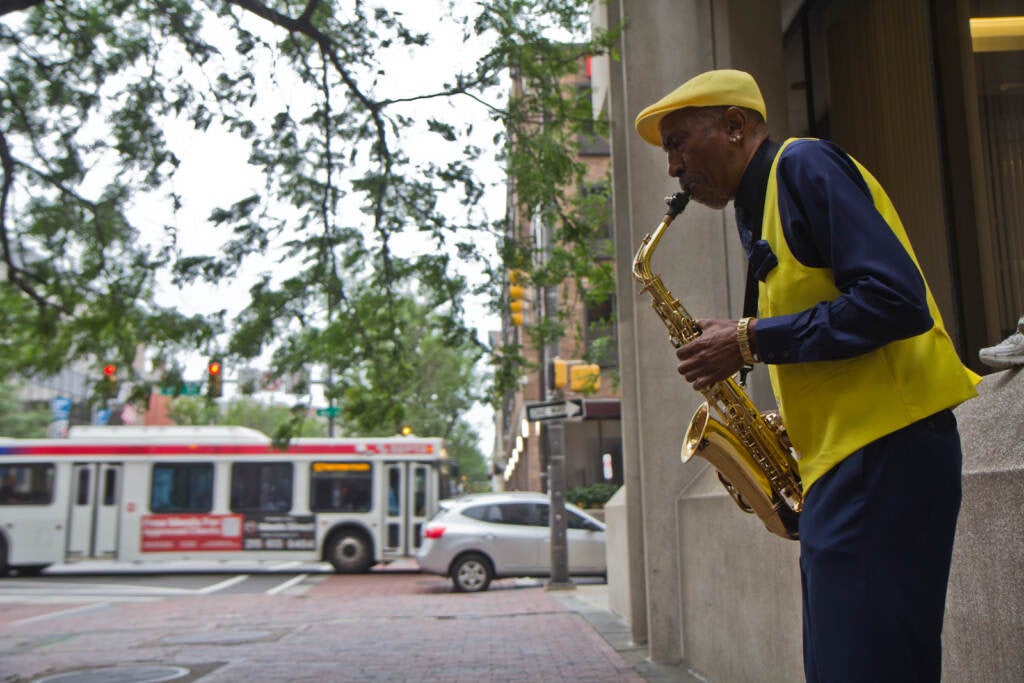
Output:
[{"xmin": 415, "ymin": 491, "xmax": 606, "ymax": 592}]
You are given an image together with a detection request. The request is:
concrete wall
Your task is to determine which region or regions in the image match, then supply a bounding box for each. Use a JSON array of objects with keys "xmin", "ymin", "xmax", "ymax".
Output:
[
  {"xmin": 603, "ymin": 485, "xmax": 631, "ymax": 621},
  {"xmin": 606, "ymin": 0, "xmax": 789, "ymax": 666},
  {"xmin": 602, "ymin": 0, "xmax": 1024, "ymax": 680},
  {"xmin": 945, "ymin": 369, "xmax": 1024, "ymax": 683}
]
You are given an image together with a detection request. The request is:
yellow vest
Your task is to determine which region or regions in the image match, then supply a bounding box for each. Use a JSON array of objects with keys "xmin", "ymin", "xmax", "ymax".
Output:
[{"xmin": 759, "ymin": 139, "xmax": 979, "ymax": 493}]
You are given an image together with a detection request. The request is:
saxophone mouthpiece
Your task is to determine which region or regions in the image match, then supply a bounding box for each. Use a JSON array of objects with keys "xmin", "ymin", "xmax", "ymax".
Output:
[{"xmin": 664, "ymin": 192, "xmax": 690, "ymax": 219}]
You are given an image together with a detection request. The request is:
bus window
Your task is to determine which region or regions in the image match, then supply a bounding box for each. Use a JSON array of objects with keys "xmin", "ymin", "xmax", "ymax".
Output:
[
  {"xmin": 309, "ymin": 462, "xmax": 372, "ymax": 512},
  {"xmin": 150, "ymin": 463, "xmax": 214, "ymax": 513},
  {"xmin": 0, "ymin": 464, "xmax": 55, "ymax": 505},
  {"xmin": 388, "ymin": 467, "xmax": 400, "ymax": 515},
  {"xmin": 230, "ymin": 462, "xmax": 293, "ymax": 512},
  {"xmin": 76, "ymin": 467, "xmax": 90, "ymax": 505},
  {"xmin": 413, "ymin": 467, "xmax": 427, "ymax": 517},
  {"xmin": 102, "ymin": 467, "xmax": 118, "ymax": 506}
]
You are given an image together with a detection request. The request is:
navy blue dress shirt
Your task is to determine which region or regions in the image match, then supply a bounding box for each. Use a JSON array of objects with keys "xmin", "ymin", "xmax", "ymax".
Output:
[{"xmin": 733, "ymin": 138, "xmax": 933, "ymax": 364}]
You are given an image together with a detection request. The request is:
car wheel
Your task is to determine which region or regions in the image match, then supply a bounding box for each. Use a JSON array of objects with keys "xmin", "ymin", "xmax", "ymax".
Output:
[
  {"xmin": 451, "ymin": 553, "xmax": 492, "ymax": 593},
  {"xmin": 327, "ymin": 530, "xmax": 373, "ymax": 574}
]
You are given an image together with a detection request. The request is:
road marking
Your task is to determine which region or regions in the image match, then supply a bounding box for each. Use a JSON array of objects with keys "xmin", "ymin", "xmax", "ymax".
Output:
[
  {"xmin": 197, "ymin": 574, "xmax": 249, "ymax": 594},
  {"xmin": 265, "ymin": 573, "xmax": 308, "ymax": 595},
  {"xmin": 0, "ymin": 580, "xmax": 194, "ymax": 596},
  {"xmin": 272, "ymin": 561, "xmax": 303, "ymax": 570},
  {"xmin": 12, "ymin": 602, "xmax": 111, "ymax": 625}
]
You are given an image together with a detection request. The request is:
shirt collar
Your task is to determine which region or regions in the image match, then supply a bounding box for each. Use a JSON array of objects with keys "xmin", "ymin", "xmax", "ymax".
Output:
[{"xmin": 733, "ymin": 138, "xmax": 779, "ymax": 241}]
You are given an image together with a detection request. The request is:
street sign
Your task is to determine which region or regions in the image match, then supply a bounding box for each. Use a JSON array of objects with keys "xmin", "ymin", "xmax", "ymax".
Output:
[
  {"xmin": 525, "ymin": 398, "xmax": 585, "ymax": 422},
  {"xmin": 159, "ymin": 381, "xmax": 203, "ymax": 397},
  {"xmin": 50, "ymin": 396, "xmax": 72, "ymax": 421},
  {"xmin": 316, "ymin": 406, "xmax": 340, "ymax": 417}
]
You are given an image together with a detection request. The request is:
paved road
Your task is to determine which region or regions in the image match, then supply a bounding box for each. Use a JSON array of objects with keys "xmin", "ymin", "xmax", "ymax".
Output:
[{"xmin": 0, "ymin": 564, "xmax": 702, "ymax": 683}]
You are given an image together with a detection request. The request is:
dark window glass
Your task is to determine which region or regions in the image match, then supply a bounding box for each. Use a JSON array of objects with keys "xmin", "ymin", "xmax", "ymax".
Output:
[
  {"xmin": 496, "ymin": 502, "xmax": 541, "ymax": 527},
  {"xmin": 309, "ymin": 462, "xmax": 373, "ymax": 512},
  {"xmin": 150, "ymin": 463, "xmax": 214, "ymax": 513},
  {"xmin": 568, "ymin": 511, "xmax": 595, "ymax": 530},
  {"xmin": 102, "ymin": 468, "xmax": 118, "ymax": 506},
  {"xmin": 230, "ymin": 462, "xmax": 293, "ymax": 512},
  {"xmin": 536, "ymin": 503, "xmax": 549, "ymax": 526},
  {"xmin": 0, "ymin": 464, "xmax": 55, "ymax": 505},
  {"xmin": 76, "ymin": 468, "xmax": 90, "ymax": 505},
  {"xmin": 388, "ymin": 467, "xmax": 401, "ymax": 516},
  {"xmin": 412, "ymin": 466, "xmax": 427, "ymax": 517},
  {"xmin": 463, "ymin": 504, "xmax": 504, "ymax": 523}
]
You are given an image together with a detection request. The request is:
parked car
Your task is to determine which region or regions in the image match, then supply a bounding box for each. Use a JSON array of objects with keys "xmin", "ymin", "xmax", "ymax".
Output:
[{"xmin": 415, "ymin": 491, "xmax": 607, "ymax": 592}]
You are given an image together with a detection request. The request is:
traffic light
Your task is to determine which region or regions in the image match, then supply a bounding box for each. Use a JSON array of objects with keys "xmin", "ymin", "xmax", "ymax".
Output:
[
  {"xmin": 508, "ymin": 270, "xmax": 525, "ymax": 326},
  {"xmin": 569, "ymin": 363, "xmax": 601, "ymax": 392},
  {"xmin": 550, "ymin": 358, "xmax": 601, "ymax": 392},
  {"xmin": 102, "ymin": 364, "xmax": 118, "ymax": 399},
  {"xmin": 551, "ymin": 357, "xmax": 568, "ymax": 389},
  {"xmin": 207, "ymin": 360, "xmax": 223, "ymax": 398}
]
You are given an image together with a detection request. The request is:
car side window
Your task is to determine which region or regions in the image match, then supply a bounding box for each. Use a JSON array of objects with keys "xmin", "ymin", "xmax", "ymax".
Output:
[
  {"xmin": 535, "ymin": 503, "xmax": 549, "ymax": 527},
  {"xmin": 496, "ymin": 502, "xmax": 537, "ymax": 526},
  {"xmin": 463, "ymin": 504, "xmax": 504, "ymax": 523},
  {"xmin": 568, "ymin": 511, "xmax": 594, "ymax": 530}
]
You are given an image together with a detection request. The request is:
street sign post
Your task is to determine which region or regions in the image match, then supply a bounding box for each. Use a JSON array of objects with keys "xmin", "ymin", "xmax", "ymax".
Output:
[
  {"xmin": 316, "ymin": 406, "xmax": 340, "ymax": 418},
  {"xmin": 525, "ymin": 398, "xmax": 585, "ymax": 422}
]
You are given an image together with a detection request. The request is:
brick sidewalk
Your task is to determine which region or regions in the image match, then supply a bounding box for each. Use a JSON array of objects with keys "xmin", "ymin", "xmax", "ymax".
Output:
[{"xmin": 0, "ymin": 571, "xmax": 647, "ymax": 682}]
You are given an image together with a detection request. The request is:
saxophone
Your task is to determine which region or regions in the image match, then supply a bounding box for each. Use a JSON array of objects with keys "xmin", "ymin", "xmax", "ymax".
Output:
[{"xmin": 632, "ymin": 192, "xmax": 802, "ymax": 540}]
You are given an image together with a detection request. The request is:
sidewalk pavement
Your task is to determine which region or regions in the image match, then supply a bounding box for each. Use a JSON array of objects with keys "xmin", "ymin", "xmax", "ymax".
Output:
[
  {"xmin": 548, "ymin": 583, "xmax": 708, "ymax": 683},
  {"xmin": 0, "ymin": 563, "xmax": 707, "ymax": 683}
]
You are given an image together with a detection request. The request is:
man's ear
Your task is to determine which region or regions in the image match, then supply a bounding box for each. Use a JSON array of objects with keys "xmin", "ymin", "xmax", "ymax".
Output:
[{"xmin": 724, "ymin": 106, "xmax": 747, "ymax": 138}]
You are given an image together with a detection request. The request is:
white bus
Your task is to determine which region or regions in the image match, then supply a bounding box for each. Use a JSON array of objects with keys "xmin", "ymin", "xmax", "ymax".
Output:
[{"xmin": 0, "ymin": 425, "xmax": 448, "ymax": 575}]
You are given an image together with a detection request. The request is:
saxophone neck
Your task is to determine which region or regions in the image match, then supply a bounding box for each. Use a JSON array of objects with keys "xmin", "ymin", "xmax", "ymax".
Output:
[{"xmin": 631, "ymin": 192, "xmax": 690, "ymax": 283}]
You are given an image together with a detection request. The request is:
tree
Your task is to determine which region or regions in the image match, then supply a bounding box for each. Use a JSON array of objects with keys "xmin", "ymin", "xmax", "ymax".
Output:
[
  {"xmin": 0, "ymin": 382, "xmax": 51, "ymax": 436},
  {"xmin": 164, "ymin": 395, "xmax": 222, "ymax": 427},
  {"xmin": 0, "ymin": 1, "xmax": 619, "ymax": 443}
]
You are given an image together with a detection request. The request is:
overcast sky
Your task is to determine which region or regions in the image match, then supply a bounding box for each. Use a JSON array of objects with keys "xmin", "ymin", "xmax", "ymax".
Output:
[{"xmin": 123, "ymin": 1, "xmax": 509, "ymax": 454}]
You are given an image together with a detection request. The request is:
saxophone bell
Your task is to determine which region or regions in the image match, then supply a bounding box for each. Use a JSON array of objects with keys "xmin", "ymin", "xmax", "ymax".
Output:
[{"xmin": 685, "ymin": 402, "xmax": 799, "ymax": 540}]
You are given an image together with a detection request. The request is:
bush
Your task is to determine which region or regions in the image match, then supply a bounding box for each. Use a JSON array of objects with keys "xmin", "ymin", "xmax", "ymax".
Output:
[{"xmin": 567, "ymin": 482, "xmax": 619, "ymax": 509}]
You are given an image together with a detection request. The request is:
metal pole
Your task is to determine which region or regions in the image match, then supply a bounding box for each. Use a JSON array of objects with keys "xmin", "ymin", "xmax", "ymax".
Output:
[
  {"xmin": 546, "ymin": 419, "xmax": 574, "ymax": 590},
  {"xmin": 326, "ymin": 367, "xmax": 335, "ymax": 438}
]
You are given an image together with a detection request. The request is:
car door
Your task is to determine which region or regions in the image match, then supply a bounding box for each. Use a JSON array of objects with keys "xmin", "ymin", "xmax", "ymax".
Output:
[
  {"xmin": 565, "ymin": 509, "xmax": 606, "ymax": 574},
  {"xmin": 484, "ymin": 502, "xmax": 545, "ymax": 575}
]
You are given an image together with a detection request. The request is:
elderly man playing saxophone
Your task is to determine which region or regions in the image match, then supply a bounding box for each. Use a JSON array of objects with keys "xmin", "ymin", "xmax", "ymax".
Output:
[{"xmin": 634, "ymin": 69, "xmax": 979, "ymax": 683}]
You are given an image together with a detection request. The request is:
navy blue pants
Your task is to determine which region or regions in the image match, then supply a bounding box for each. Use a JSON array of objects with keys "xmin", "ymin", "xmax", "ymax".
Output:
[{"xmin": 799, "ymin": 410, "xmax": 962, "ymax": 683}]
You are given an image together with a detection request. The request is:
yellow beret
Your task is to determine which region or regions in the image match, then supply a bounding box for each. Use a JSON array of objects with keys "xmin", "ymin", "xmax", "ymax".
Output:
[{"xmin": 634, "ymin": 69, "xmax": 766, "ymax": 146}]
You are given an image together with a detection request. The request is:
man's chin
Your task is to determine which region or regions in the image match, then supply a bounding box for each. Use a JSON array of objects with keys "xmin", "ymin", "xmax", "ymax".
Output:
[{"xmin": 690, "ymin": 193, "xmax": 729, "ymax": 210}]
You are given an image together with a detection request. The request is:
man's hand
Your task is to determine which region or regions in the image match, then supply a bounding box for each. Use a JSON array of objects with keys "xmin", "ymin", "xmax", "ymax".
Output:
[{"xmin": 676, "ymin": 318, "xmax": 747, "ymax": 391}]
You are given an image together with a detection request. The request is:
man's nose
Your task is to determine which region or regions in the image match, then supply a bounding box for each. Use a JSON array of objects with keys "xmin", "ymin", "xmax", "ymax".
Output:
[{"xmin": 667, "ymin": 153, "xmax": 684, "ymax": 178}]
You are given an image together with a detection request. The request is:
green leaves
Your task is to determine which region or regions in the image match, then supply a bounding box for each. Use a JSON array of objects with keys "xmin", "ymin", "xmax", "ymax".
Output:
[{"xmin": 0, "ymin": 1, "xmax": 619, "ymax": 487}]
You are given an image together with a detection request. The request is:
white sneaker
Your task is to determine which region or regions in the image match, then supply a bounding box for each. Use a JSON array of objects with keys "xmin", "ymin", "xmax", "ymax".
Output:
[{"xmin": 978, "ymin": 316, "xmax": 1024, "ymax": 369}]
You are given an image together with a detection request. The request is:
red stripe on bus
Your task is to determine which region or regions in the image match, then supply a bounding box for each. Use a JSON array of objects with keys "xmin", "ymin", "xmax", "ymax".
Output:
[{"xmin": 0, "ymin": 443, "xmax": 435, "ymax": 456}]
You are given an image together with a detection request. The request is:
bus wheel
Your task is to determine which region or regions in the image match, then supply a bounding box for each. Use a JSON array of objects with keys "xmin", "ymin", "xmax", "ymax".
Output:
[
  {"xmin": 0, "ymin": 537, "xmax": 8, "ymax": 577},
  {"xmin": 13, "ymin": 564, "xmax": 47, "ymax": 577},
  {"xmin": 451, "ymin": 553, "xmax": 492, "ymax": 593},
  {"xmin": 327, "ymin": 531, "xmax": 372, "ymax": 574}
]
